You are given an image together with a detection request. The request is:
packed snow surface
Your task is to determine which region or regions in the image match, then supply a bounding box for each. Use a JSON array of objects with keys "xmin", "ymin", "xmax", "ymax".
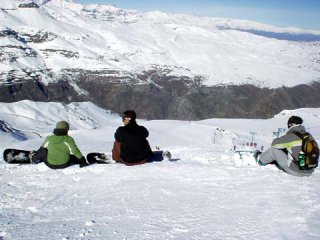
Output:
[{"xmin": 1, "ymin": 100, "xmax": 320, "ymax": 239}]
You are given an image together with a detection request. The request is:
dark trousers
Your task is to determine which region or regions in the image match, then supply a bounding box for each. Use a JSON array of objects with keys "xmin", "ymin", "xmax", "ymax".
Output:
[
  {"xmin": 32, "ymin": 147, "xmax": 84, "ymax": 169},
  {"xmin": 147, "ymin": 151, "xmax": 164, "ymax": 162}
]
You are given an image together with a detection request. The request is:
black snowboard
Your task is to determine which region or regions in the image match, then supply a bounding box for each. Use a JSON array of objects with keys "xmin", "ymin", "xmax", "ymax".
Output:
[
  {"xmin": 3, "ymin": 149, "xmax": 34, "ymax": 164},
  {"xmin": 86, "ymin": 152, "xmax": 115, "ymax": 164}
]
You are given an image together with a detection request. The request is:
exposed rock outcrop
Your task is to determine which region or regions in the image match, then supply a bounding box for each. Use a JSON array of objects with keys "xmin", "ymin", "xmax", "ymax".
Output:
[{"xmin": 1, "ymin": 70, "xmax": 320, "ymax": 120}]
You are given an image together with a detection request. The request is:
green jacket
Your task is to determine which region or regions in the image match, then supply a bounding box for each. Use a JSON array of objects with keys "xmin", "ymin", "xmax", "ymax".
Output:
[{"xmin": 42, "ymin": 133, "xmax": 83, "ymax": 166}]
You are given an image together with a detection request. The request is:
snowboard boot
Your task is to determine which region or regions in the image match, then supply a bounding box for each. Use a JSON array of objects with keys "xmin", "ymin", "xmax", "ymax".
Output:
[{"xmin": 254, "ymin": 150, "xmax": 262, "ymax": 164}]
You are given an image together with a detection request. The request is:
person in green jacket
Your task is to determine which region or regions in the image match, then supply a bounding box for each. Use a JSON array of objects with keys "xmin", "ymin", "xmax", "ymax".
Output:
[{"xmin": 32, "ymin": 121, "xmax": 87, "ymax": 169}]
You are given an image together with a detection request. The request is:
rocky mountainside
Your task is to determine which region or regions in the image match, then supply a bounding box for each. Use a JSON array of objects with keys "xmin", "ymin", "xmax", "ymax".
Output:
[{"xmin": 1, "ymin": 0, "xmax": 320, "ymax": 119}]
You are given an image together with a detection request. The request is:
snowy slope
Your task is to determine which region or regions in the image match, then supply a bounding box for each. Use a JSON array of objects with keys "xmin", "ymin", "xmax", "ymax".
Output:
[
  {"xmin": 0, "ymin": 0, "xmax": 320, "ymax": 88},
  {"xmin": 1, "ymin": 101, "xmax": 320, "ymax": 239}
]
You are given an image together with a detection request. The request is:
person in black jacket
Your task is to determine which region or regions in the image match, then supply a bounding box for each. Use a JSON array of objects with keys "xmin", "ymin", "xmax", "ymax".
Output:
[{"xmin": 112, "ymin": 110, "xmax": 171, "ymax": 165}]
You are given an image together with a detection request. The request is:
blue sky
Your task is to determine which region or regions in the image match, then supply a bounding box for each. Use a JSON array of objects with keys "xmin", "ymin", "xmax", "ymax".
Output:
[{"xmin": 75, "ymin": 0, "xmax": 320, "ymax": 30}]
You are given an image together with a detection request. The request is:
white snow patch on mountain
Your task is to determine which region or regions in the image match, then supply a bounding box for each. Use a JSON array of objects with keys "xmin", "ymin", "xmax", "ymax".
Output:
[{"xmin": 1, "ymin": 0, "xmax": 320, "ymax": 88}]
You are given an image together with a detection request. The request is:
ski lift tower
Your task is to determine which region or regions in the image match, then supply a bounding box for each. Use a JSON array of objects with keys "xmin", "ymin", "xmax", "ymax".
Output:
[
  {"xmin": 250, "ymin": 131, "xmax": 257, "ymax": 144},
  {"xmin": 273, "ymin": 128, "xmax": 286, "ymax": 138}
]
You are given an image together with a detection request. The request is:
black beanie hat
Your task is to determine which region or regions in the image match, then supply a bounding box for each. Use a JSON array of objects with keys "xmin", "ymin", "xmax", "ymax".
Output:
[
  {"xmin": 287, "ymin": 116, "xmax": 303, "ymax": 128},
  {"xmin": 123, "ymin": 110, "xmax": 136, "ymax": 121}
]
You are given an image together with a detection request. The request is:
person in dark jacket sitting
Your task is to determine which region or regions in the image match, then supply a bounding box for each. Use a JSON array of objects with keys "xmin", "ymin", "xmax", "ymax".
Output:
[{"xmin": 112, "ymin": 110, "xmax": 171, "ymax": 165}]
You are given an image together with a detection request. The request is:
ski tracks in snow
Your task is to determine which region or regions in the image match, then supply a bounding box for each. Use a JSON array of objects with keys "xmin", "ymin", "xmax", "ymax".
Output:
[{"xmin": 1, "ymin": 147, "xmax": 320, "ymax": 239}]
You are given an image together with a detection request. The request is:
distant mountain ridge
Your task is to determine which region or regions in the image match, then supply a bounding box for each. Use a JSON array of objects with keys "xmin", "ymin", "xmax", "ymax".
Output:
[
  {"xmin": 1, "ymin": 0, "xmax": 320, "ymax": 88},
  {"xmin": 1, "ymin": 0, "xmax": 320, "ymax": 119}
]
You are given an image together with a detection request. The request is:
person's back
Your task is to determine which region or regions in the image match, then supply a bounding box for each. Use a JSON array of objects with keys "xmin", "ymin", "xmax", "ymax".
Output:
[
  {"xmin": 272, "ymin": 124, "xmax": 314, "ymax": 175},
  {"xmin": 115, "ymin": 123, "xmax": 152, "ymax": 163},
  {"xmin": 257, "ymin": 116, "xmax": 316, "ymax": 176},
  {"xmin": 114, "ymin": 110, "xmax": 152, "ymax": 165},
  {"xmin": 115, "ymin": 111, "xmax": 152, "ymax": 164},
  {"xmin": 37, "ymin": 121, "xmax": 85, "ymax": 169},
  {"xmin": 44, "ymin": 134, "xmax": 82, "ymax": 167}
]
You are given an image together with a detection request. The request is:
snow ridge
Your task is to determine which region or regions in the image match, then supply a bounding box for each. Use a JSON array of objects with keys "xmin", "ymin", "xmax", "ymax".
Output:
[{"xmin": 0, "ymin": 0, "xmax": 320, "ymax": 88}]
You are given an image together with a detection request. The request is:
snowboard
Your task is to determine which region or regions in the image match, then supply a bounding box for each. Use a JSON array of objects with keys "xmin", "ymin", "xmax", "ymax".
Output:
[
  {"xmin": 85, "ymin": 150, "xmax": 174, "ymax": 166},
  {"xmin": 86, "ymin": 152, "xmax": 115, "ymax": 164},
  {"xmin": 3, "ymin": 149, "xmax": 33, "ymax": 164},
  {"xmin": 3, "ymin": 149, "xmax": 116, "ymax": 165},
  {"xmin": 233, "ymin": 150, "xmax": 258, "ymax": 167}
]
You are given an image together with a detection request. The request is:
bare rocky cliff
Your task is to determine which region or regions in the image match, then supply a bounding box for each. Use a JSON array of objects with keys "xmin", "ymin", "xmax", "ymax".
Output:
[{"xmin": 1, "ymin": 70, "xmax": 320, "ymax": 120}]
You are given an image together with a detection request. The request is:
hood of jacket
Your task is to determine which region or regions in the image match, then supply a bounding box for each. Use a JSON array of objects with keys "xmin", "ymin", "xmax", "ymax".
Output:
[{"xmin": 287, "ymin": 125, "xmax": 306, "ymax": 134}]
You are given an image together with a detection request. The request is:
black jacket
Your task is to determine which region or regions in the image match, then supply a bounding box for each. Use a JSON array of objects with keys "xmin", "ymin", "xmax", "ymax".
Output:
[{"xmin": 115, "ymin": 122, "xmax": 152, "ymax": 163}]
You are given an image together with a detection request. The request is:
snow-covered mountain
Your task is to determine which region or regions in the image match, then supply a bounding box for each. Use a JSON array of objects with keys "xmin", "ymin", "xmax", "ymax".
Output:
[
  {"xmin": 1, "ymin": 0, "xmax": 320, "ymax": 120},
  {"xmin": 1, "ymin": 100, "xmax": 320, "ymax": 239},
  {"xmin": 1, "ymin": 0, "xmax": 320, "ymax": 88},
  {"xmin": 1, "ymin": 100, "xmax": 320, "ymax": 152}
]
